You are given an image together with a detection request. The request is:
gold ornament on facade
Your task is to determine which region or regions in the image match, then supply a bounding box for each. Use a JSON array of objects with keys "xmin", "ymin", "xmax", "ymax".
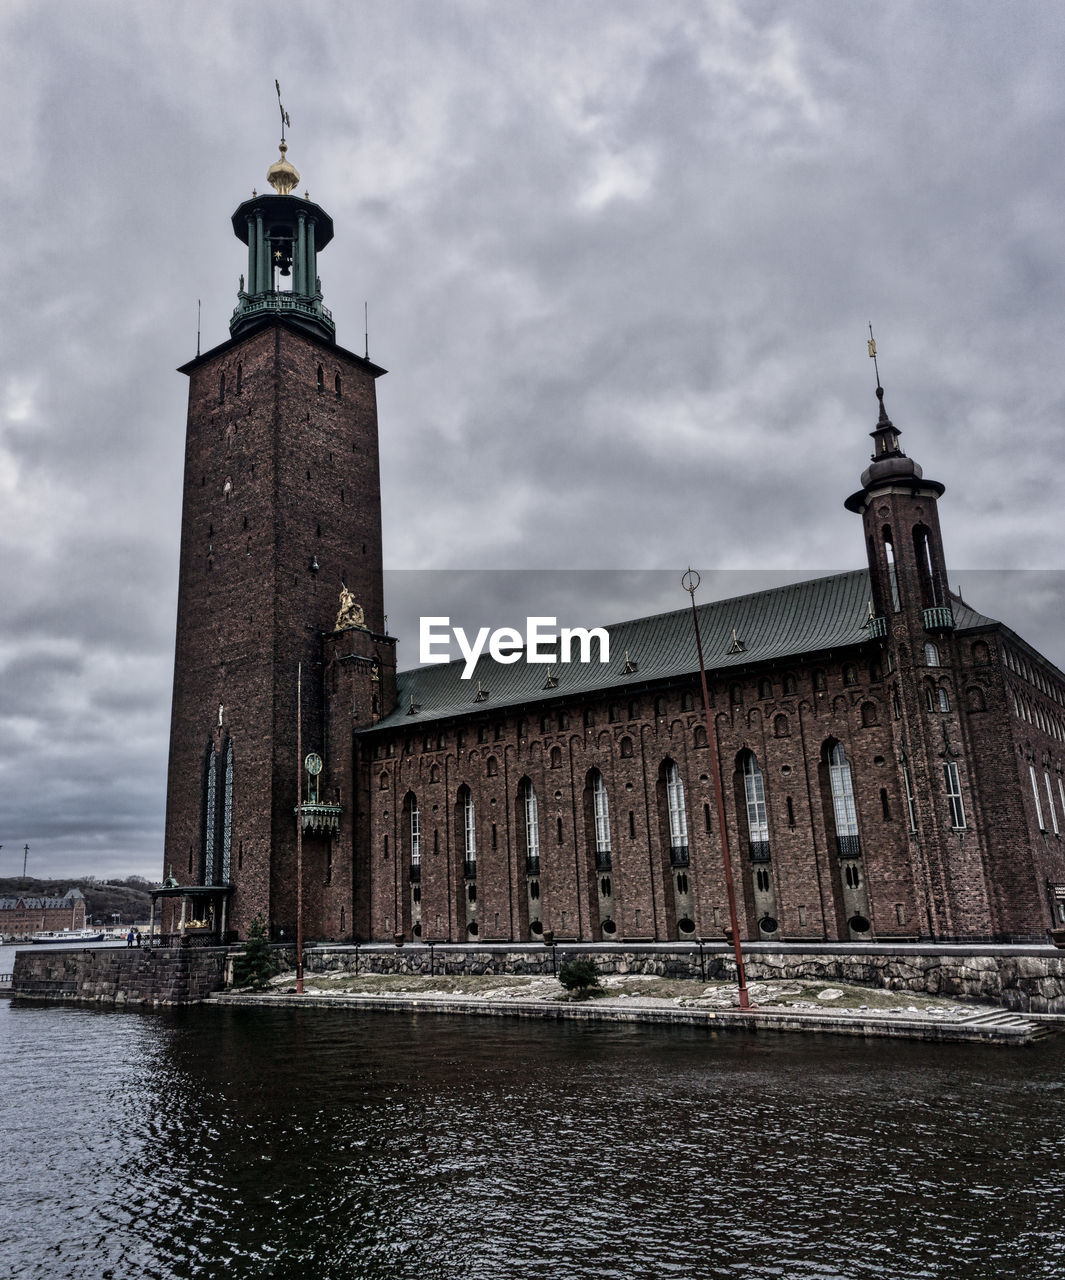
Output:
[{"xmin": 335, "ymin": 584, "xmax": 366, "ymax": 631}]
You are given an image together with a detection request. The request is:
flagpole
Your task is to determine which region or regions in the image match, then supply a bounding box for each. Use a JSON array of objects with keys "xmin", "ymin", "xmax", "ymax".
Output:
[
  {"xmin": 682, "ymin": 569, "xmax": 751, "ymax": 1010},
  {"xmin": 296, "ymin": 662, "xmax": 304, "ymax": 995}
]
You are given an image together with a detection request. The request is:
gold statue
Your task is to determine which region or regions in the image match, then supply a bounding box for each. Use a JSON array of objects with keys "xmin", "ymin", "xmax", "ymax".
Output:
[{"xmin": 335, "ymin": 584, "xmax": 365, "ymax": 631}]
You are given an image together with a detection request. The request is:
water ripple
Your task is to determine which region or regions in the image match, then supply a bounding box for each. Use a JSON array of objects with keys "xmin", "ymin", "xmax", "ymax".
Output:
[{"xmin": 1, "ymin": 1003, "xmax": 1063, "ymax": 1278}]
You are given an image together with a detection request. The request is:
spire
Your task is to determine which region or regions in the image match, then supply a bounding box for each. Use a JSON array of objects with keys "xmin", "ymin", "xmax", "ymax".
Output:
[{"xmin": 844, "ymin": 328, "xmax": 943, "ymax": 512}]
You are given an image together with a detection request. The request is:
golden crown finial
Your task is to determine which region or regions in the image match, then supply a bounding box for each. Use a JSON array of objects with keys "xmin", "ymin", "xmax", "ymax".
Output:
[{"xmin": 267, "ymin": 139, "xmax": 300, "ymax": 194}]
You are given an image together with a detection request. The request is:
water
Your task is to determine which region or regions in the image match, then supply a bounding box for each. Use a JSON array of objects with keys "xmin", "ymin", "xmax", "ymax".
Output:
[{"xmin": 1, "ymin": 994, "xmax": 1062, "ymax": 1280}]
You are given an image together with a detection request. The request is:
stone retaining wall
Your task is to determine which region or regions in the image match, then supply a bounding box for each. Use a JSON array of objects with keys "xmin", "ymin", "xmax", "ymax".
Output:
[
  {"xmin": 11, "ymin": 945, "xmax": 229, "ymax": 1005},
  {"xmin": 11, "ymin": 942, "xmax": 1065, "ymax": 1013}
]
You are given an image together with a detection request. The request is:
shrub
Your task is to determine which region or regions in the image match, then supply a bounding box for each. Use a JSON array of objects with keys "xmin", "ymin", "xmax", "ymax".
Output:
[
  {"xmin": 232, "ymin": 914, "xmax": 277, "ymax": 990},
  {"xmin": 558, "ymin": 958, "xmax": 601, "ymax": 998}
]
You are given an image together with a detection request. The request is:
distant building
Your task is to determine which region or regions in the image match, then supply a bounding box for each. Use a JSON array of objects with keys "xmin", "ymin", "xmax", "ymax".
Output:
[
  {"xmin": 160, "ymin": 139, "xmax": 1065, "ymax": 947},
  {"xmin": 0, "ymin": 889, "xmax": 87, "ymax": 939}
]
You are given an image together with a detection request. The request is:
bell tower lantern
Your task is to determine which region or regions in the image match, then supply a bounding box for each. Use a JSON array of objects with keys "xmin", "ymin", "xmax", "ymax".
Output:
[{"xmin": 230, "ymin": 139, "xmax": 336, "ymax": 344}]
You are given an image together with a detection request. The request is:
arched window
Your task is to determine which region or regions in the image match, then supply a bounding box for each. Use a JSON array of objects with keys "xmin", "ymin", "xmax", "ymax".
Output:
[
  {"xmin": 693, "ymin": 725, "xmax": 708, "ymax": 749},
  {"xmin": 925, "ymin": 642, "xmax": 940, "ymax": 667},
  {"xmin": 620, "ymin": 736, "xmax": 634, "ymax": 759},
  {"xmin": 742, "ymin": 752, "xmax": 769, "ymax": 856},
  {"xmin": 843, "ymin": 664, "xmax": 858, "ymax": 687},
  {"xmin": 487, "ymin": 755, "xmax": 499, "ymax": 777},
  {"xmin": 967, "ymin": 686, "xmax": 986, "ymax": 712},
  {"xmin": 220, "ymin": 740, "xmax": 233, "ymax": 883},
  {"xmin": 729, "ymin": 684, "xmax": 743, "ymax": 705},
  {"xmin": 829, "ymin": 742, "xmax": 860, "ymax": 855},
  {"xmin": 813, "ymin": 669, "xmax": 827, "ymax": 692},
  {"xmin": 937, "ymin": 687, "xmax": 951, "ymax": 712},
  {"xmin": 913, "ymin": 525, "xmax": 940, "ymax": 608},
  {"xmin": 521, "ymin": 780, "xmax": 540, "ymax": 874},
  {"xmin": 774, "ymin": 713, "xmax": 789, "ymax": 737},
  {"xmin": 591, "ymin": 771, "xmax": 611, "ymax": 866},
  {"xmin": 550, "ymin": 745, "xmax": 563, "ymax": 769},
  {"xmin": 681, "ymin": 690, "xmax": 695, "ymax": 711},
  {"xmin": 666, "ymin": 762, "xmax": 688, "ymax": 854},
  {"xmin": 654, "ymin": 695, "xmax": 667, "ymax": 717},
  {"xmin": 883, "ymin": 527, "xmax": 901, "ymax": 612},
  {"xmin": 861, "ymin": 702, "xmax": 878, "ymax": 726},
  {"xmin": 758, "ymin": 678, "xmax": 773, "ymax": 700},
  {"xmin": 782, "ymin": 673, "xmax": 797, "ymax": 695},
  {"xmin": 972, "ymin": 641, "xmax": 990, "ymax": 665},
  {"xmin": 335, "ymin": 372, "xmax": 342, "ymax": 398}
]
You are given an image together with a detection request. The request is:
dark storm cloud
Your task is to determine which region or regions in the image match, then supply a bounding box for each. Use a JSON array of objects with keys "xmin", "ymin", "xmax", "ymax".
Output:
[{"xmin": 2, "ymin": 0, "xmax": 1064, "ymax": 880}]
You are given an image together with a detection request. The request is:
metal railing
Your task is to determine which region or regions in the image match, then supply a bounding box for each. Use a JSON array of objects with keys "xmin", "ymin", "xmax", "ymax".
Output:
[
  {"xmin": 409, "ymin": 863, "xmax": 421, "ymax": 883},
  {"xmin": 748, "ymin": 840, "xmax": 772, "ymax": 863},
  {"xmin": 836, "ymin": 834, "xmax": 862, "ymax": 858},
  {"xmin": 922, "ymin": 606, "xmax": 955, "ymax": 632},
  {"xmin": 525, "ymin": 856, "xmax": 540, "ymax": 876},
  {"xmin": 463, "ymin": 859, "xmax": 477, "ymax": 880},
  {"xmin": 670, "ymin": 844, "xmax": 690, "ymax": 868},
  {"xmin": 594, "ymin": 851, "xmax": 613, "ymax": 872},
  {"xmin": 867, "ymin": 615, "xmax": 888, "ymax": 640}
]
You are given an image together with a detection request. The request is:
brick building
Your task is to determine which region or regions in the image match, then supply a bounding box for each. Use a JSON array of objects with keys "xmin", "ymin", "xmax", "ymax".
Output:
[
  {"xmin": 161, "ymin": 141, "xmax": 1065, "ymax": 946},
  {"xmin": 0, "ymin": 889, "xmax": 86, "ymax": 940}
]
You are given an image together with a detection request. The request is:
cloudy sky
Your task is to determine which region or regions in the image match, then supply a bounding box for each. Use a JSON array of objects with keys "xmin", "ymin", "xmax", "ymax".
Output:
[{"xmin": 2, "ymin": 1, "xmax": 1064, "ymax": 882}]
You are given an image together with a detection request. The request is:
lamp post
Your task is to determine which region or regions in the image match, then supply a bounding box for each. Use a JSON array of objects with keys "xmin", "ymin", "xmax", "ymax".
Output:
[{"xmin": 682, "ymin": 569, "xmax": 751, "ymax": 1010}]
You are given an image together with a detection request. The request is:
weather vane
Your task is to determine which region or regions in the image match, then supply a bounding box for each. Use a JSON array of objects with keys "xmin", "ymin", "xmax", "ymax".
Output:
[
  {"xmin": 275, "ymin": 79, "xmax": 291, "ymax": 143},
  {"xmin": 867, "ymin": 322, "xmax": 882, "ymax": 389}
]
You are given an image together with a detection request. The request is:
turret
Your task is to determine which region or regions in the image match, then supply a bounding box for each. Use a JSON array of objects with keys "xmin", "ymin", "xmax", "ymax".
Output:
[{"xmin": 845, "ymin": 383, "xmax": 952, "ymax": 636}]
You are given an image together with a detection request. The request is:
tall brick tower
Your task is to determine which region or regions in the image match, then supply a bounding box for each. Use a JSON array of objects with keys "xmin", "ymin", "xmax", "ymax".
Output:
[
  {"xmin": 163, "ymin": 137, "xmax": 396, "ymax": 942},
  {"xmin": 846, "ymin": 381, "xmax": 993, "ymax": 937}
]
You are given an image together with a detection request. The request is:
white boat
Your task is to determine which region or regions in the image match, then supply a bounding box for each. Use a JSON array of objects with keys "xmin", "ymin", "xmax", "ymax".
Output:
[{"xmin": 29, "ymin": 929, "xmax": 107, "ymax": 944}]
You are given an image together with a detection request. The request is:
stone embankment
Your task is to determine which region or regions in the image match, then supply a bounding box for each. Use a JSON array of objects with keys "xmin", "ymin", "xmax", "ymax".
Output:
[
  {"xmin": 299, "ymin": 940, "xmax": 1065, "ymax": 1014},
  {"xmin": 10, "ymin": 944, "xmax": 227, "ymax": 1005},
  {"xmin": 10, "ymin": 940, "xmax": 1065, "ymax": 1036}
]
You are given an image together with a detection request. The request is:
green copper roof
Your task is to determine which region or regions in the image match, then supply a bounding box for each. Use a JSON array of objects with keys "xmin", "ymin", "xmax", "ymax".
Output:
[{"xmin": 367, "ymin": 569, "xmax": 998, "ymax": 732}]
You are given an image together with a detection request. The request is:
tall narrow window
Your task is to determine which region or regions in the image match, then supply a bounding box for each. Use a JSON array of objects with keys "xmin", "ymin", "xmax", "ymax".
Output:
[
  {"xmin": 335, "ymin": 373, "xmax": 342, "ymax": 398},
  {"xmin": 1058, "ymin": 777, "xmax": 1065, "ymax": 825},
  {"xmin": 524, "ymin": 781, "xmax": 540, "ymax": 873},
  {"xmin": 743, "ymin": 752, "xmax": 769, "ymax": 855},
  {"xmin": 829, "ymin": 742, "xmax": 860, "ymax": 854},
  {"xmin": 592, "ymin": 772, "xmax": 611, "ymax": 863},
  {"xmin": 914, "ymin": 526, "xmax": 940, "ymax": 607},
  {"xmin": 883, "ymin": 528, "xmax": 901, "ymax": 612},
  {"xmin": 666, "ymin": 762, "xmax": 688, "ymax": 852},
  {"xmin": 1030, "ymin": 765, "xmax": 1045, "ymax": 830},
  {"xmin": 203, "ymin": 744, "xmax": 217, "ymax": 886},
  {"xmin": 236, "ymin": 362, "xmax": 243, "ymax": 394},
  {"xmin": 317, "ymin": 364, "xmax": 324, "ymax": 393},
  {"xmin": 220, "ymin": 740, "xmax": 233, "ymax": 883},
  {"xmin": 944, "ymin": 762, "xmax": 966, "ymax": 829},
  {"xmin": 463, "ymin": 789, "xmax": 477, "ymax": 867},
  {"xmin": 1044, "ymin": 772, "xmax": 1059, "ymax": 836},
  {"xmin": 925, "ymin": 642, "xmax": 940, "ymax": 667},
  {"xmin": 410, "ymin": 800, "xmax": 421, "ymax": 870},
  {"xmin": 901, "ymin": 757, "xmax": 918, "ymax": 833}
]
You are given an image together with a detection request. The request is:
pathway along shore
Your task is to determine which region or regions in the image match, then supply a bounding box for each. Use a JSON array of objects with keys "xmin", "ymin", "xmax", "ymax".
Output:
[{"xmin": 210, "ymin": 972, "xmax": 1060, "ymax": 1045}]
